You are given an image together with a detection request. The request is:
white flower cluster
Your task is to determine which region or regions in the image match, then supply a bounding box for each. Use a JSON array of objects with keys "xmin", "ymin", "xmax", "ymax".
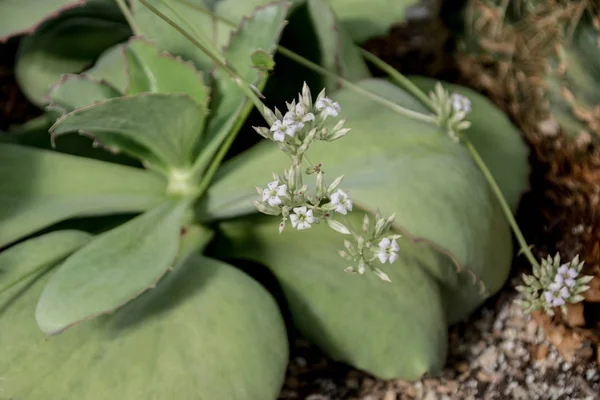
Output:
[
  {"xmin": 253, "ymin": 83, "xmax": 400, "ymax": 282},
  {"xmin": 543, "ymin": 264, "xmax": 580, "ymax": 307},
  {"xmin": 517, "ymin": 254, "xmax": 593, "ymax": 315},
  {"xmin": 253, "ymin": 82, "xmax": 350, "ymax": 156},
  {"xmin": 429, "ymin": 83, "xmax": 472, "ymax": 143}
]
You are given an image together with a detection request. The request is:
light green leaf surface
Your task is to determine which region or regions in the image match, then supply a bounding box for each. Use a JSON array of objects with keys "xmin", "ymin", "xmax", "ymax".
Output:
[
  {"xmin": 200, "ymin": 78, "xmax": 528, "ymax": 323},
  {"xmin": 86, "ymin": 43, "xmax": 129, "ymax": 92},
  {"xmin": 36, "ymin": 201, "xmax": 187, "ymax": 334},
  {"xmin": 14, "ymin": 0, "xmax": 130, "ymax": 106},
  {"xmin": 1, "ymin": 255, "xmax": 288, "ymax": 400},
  {"xmin": 217, "ymin": 212, "xmax": 447, "ymax": 380},
  {"xmin": 48, "ymin": 74, "xmax": 122, "ymax": 113},
  {"xmin": 0, "ymin": 0, "xmax": 85, "ymax": 39},
  {"xmin": 50, "ymin": 93, "xmax": 206, "ymax": 171},
  {"xmin": 0, "ymin": 230, "xmax": 92, "ymax": 293},
  {"xmin": 0, "ymin": 143, "xmax": 166, "ymax": 248},
  {"xmin": 125, "ymin": 37, "xmax": 210, "ymax": 110}
]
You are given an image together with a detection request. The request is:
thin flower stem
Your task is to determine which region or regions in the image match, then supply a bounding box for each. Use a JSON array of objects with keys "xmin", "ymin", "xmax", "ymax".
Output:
[
  {"xmin": 157, "ymin": 0, "xmax": 226, "ymax": 64},
  {"xmin": 359, "ymin": 49, "xmax": 435, "ymax": 111},
  {"xmin": 463, "ymin": 138, "xmax": 541, "ymax": 269},
  {"xmin": 114, "ymin": 0, "xmax": 141, "ymax": 35},
  {"xmin": 194, "ymin": 102, "xmax": 253, "ymax": 197},
  {"xmin": 174, "ymin": 0, "xmax": 436, "ymax": 124},
  {"xmin": 153, "ymin": 0, "xmax": 538, "ymax": 272},
  {"xmin": 277, "ymin": 47, "xmax": 436, "ymax": 124},
  {"xmin": 138, "ymin": 0, "xmax": 268, "ymax": 119}
]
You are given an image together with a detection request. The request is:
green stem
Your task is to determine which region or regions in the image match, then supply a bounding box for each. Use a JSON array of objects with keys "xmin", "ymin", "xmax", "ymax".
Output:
[
  {"xmin": 360, "ymin": 49, "xmax": 435, "ymax": 111},
  {"xmin": 138, "ymin": 0, "xmax": 267, "ymax": 119},
  {"xmin": 277, "ymin": 47, "xmax": 436, "ymax": 124},
  {"xmin": 357, "ymin": 49, "xmax": 541, "ymax": 270},
  {"xmin": 158, "ymin": 0, "xmax": 226, "ymax": 65},
  {"xmin": 194, "ymin": 100, "xmax": 255, "ymax": 197},
  {"xmin": 463, "ymin": 138, "xmax": 541, "ymax": 269},
  {"xmin": 175, "ymin": 0, "xmax": 436, "ymax": 124},
  {"xmin": 114, "ymin": 0, "xmax": 141, "ymax": 35}
]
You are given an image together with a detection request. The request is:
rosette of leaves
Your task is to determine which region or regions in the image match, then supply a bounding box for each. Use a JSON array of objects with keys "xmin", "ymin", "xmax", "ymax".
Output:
[
  {"xmin": 0, "ymin": 0, "xmax": 529, "ymax": 397},
  {"xmin": 459, "ymin": 0, "xmax": 600, "ymax": 138},
  {"xmin": 0, "ymin": 4, "xmax": 289, "ymax": 399}
]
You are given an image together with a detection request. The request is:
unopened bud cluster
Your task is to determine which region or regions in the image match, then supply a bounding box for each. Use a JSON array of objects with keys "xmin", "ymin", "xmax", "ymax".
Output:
[
  {"xmin": 516, "ymin": 253, "xmax": 593, "ymax": 316},
  {"xmin": 429, "ymin": 83, "xmax": 472, "ymax": 142},
  {"xmin": 253, "ymin": 83, "xmax": 399, "ymax": 281},
  {"xmin": 339, "ymin": 211, "xmax": 401, "ymax": 283}
]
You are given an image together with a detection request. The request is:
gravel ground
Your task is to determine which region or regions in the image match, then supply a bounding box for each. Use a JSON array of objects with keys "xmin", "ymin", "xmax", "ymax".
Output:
[{"xmin": 280, "ymin": 279, "xmax": 600, "ymax": 400}]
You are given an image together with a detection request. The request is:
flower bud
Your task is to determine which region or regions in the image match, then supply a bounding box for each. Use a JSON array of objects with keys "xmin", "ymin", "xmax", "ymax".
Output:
[
  {"xmin": 374, "ymin": 267, "xmax": 391, "ymax": 282},
  {"xmin": 362, "ymin": 214, "xmax": 370, "ymax": 234},
  {"xmin": 263, "ymin": 107, "xmax": 278, "ymax": 126},
  {"xmin": 253, "ymin": 200, "xmax": 281, "ymax": 216},
  {"xmin": 357, "ymin": 259, "xmax": 366, "ymax": 275},
  {"xmin": 357, "ymin": 235, "xmax": 365, "ymax": 249},
  {"xmin": 327, "ymin": 175, "xmax": 344, "ymax": 194},
  {"xmin": 301, "ymin": 82, "xmax": 312, "ymax": 110},
  {"xmin": 316, "ymin": 171, "xmax": 326, "ymax": 198},
  {"xmin": 326, "ymin": 218, "xmax": 351, "ymax": 235},
  {"xmin": 253, "ymin": 126, "xmax": 270, "ymax": 139},
  {"xmin": 325, "ymin": 128, "xmax": 350, "ymax": 142}
]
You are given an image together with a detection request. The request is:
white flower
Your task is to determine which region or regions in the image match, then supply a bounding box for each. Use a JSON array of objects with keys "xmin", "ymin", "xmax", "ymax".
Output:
[
  {"xmin": 270, "ymin": 119, "xmax": 297, "ymax": 142},
  {"xmin": 543, "ymin": 285, "xmax": 570, "ymax": 307},
  {"xmin": 289, "ymin": 206, "xmax": 314, "ymax": 230},
  {"xmin": 450, "ymin": 93, "xmax": 471, "ymax": 114},
  {"xmin": 284, "ymin": 103, "xmax": 315, "ymax": 130},
  {"xmin": 330, "ymin": 189, "xmax": 353, "ymax": 215},
  {"xmin": 555, "ymin": 264, "xmax": 578, "ymax": 288},
  {"xmin": 376, "ymin": 238, "xmax": 399, "ymax": 264},
  {"xmin": 315, "ymin": 96, "xmax": 341, "ymax": 118},
  {"xmin": 261, "ymin": 180, "xmax": 288, "ymax": 206}
]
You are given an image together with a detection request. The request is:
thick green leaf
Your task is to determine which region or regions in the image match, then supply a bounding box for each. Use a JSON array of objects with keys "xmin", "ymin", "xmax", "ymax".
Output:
[
  {"xmin": 14, "ymin": 0, "xmax": 130, "ymax": 106},
  {"xmin": 199, "ymin": 78, "xmax": 527, "ymax": 322},
  {"xmin": 217, "ymin": 213, "xmax": 447, "ymax": 379},
  {"xmin": 50, "ymin": 93, "xmax": 206, "ymax": 171},
  {"xmin": 125, "ymin": 37, "xmax": 210, "ymax": 110},
  {"xmin": 1, "ymin": 255, "xmax": 288, "ymax": 399},
  {"xmin": 409, "ymin": 77, "xmax": 530, "ymax": 212},
  {"xmin": 0, "ymin": 0, "xmax": 84, "ymax": 40},
  {"xmin": 48, "ymin": 74, "xmax": 122, "ymax": 113},
  {"xmin": 86, "ymin": 43, "xmax": 129, "ymax": 92},
  {"xmin": 36, "ymin": 200, "xmax": 187, "ymax": 334},
  {"xmin": 0, "ymin": 143, "xmax": 166, "ymax": 247},
  {"xmin": 306, "ymin": 0, "xmax": 369, "ymax": 90},
  {"xmin": 0, "ymin": 230, "xmax": 92, "ymax": 292}
]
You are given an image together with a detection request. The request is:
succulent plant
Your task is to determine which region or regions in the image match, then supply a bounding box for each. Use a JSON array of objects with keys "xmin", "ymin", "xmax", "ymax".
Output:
[{"xmin": 0, "ymin": 0, "xmax": 530, "ymax": 397}]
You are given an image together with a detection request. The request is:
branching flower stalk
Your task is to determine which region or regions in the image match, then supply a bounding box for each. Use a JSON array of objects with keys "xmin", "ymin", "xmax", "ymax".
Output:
[
  {"xmin": 253, "ymin": 84, "xmax": 400, "ymax": 282},
  {"xmin": 371, "ymin": 55, "xmax": 595, "ymax": 315},
  {"xmin": 141, "ymin": 0, "xmax": 594, "ymax": 303}
]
